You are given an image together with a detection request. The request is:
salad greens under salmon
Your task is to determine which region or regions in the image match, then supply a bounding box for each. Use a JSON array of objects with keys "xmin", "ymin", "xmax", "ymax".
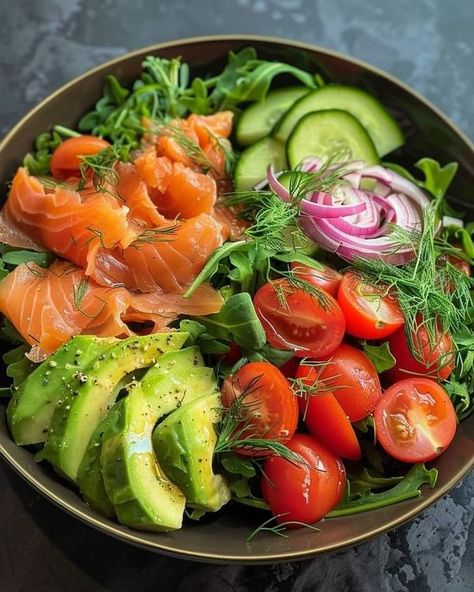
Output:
[{"xmin": 0, "ymin": 47, "xmax": 472, "ymax": 537}]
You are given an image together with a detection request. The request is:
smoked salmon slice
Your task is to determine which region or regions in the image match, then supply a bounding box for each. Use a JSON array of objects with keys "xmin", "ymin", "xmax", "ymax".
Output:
[
  {"xmin": 115, "ymin": 161, "xmax": 166, "ymax": 228},
  {"xmin": 92, "ymin": 213, "xmax": 223, "ymax": 293},
  {"xmin": 0, "ymin": 259, "xmax": 223, "ymax": 361},
  {"xmin": 151, "ymin": 162, "xmax": 217, "ymax": 219},
  {"xmin": 1, "ymin": 168, "xmax": 137, "ymax": 272}
]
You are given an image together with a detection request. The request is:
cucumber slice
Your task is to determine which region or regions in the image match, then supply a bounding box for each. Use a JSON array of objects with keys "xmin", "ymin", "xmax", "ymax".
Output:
[
  {"xmin": 234, "ymin": 136, "xmax": 286, "ymax": 191},
  {"xmin": 286, "ymin": 110, "xmax": 379, "ymax": 169},
  {"xmin": 236, "ymin": 87, "xmax": 309, "ymax": 146},
  {"xmin": 274, "ymin": 84, "xmax": 403, "ymax": 157}
]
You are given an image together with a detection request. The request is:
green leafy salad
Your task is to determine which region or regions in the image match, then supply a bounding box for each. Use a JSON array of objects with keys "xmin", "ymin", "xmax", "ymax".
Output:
[{"xmin": 0, "ymin": 47, "xmax": 472, "ymax": 539}]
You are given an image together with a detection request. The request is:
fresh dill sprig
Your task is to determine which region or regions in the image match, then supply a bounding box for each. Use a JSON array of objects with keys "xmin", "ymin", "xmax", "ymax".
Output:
[
  {"xmin": 246, "ymin": 513, "xmax": 320, "ymax": 542},
  {"xmin": 226, "ymin": 190, "xmax": 300, "ymax": 258},
  {"xmin": 289, "ymin": 360, "xmax": 340, "ymax": 420},
  {"xmin": 286, "ymin": 156, "xmax": 355, "ymax": 203},
  {"xmin": 207, "ymin": 130, "xmax": 237, "ymax": 177},
  {"xmin": 352, "ymin": 198, "xmax": 473, "ymax": 359},
  {"xmin": 130, "ymin": 223, "xmax": 179, "ymax": 247},
  {"xmin": 215, "ymin": 375, "xmax": 305, "ymax": 464},
  {"xmin": 149, "ymin": 121, "xmax": 217, "ymax": 173},
  {"xmin": 73, "ymin": 278, "xmax": 107, "ymax": 319},
  {"xmin": 273, "ymin": 267, "xmax": 332, "ymax": 311},
  {"xmin": 79, "ymin": 146, "xmax": 123, "ymax": 200}
]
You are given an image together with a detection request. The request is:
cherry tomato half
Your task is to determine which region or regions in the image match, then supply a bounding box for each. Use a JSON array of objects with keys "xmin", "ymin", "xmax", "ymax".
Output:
[
  {"xmin": 50, "ymin": 135, "xmax": 110, "ymax": 180},
  {"xmin": 337, "ymin": 272, "xmax": 404, "ymax": 340},
  {"xmin": 295, "ymin": 363, "xmax": 361, "ymax": 460},
  {"xmin": 387, "ymin": 324, "xmax": 455, "ymax": 383},
  {"xmin": 316, "ymin": 343, "xmax": 382, "ymax": 422},
  {"xmin": 253, "ymin": 279, "xmax": 345, "ymax": 358},
  {"xmin": 221, "ymin": 361, "xmax": 298, "ymax": 456},
  {"xmin": 261, "ymin": 433, "xmax": 346, "ymax": 525},
  {"xmin": 374, "ymin": 377, "xmax": 457, "ymax": 462},
  {"xmin": 290, "ymin": 261, "xmax": 342, "ymax": 298},
  {"xmin": 447, "ymin": 254, "xmax": 471, "ymax": 277}
]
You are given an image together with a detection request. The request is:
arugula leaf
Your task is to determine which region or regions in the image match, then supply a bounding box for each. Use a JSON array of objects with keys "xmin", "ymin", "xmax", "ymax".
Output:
[
  {"xmin": 348, "ymin": 467, "xmax": 403, "ymax": 497},
  {"xmin": 228, "ymin": 249, "xmax": 255, "ymax": 293},
  {"xmin": 1, "ymin": 250, "xmax": 54, "ymax": 268},
  {"xmin": 415, "ymin": 158, "xmax": 458, "ymax": 200},
  {"xmin": 220, "ymin": 452, "xmax": 256, "ymax": 478},
  {"xmin": 23, "ymin": 126, "xmax": 80, "ymax": 175},
  {"xmin": 247, "ymin": 344, "xmax": 293, "ymax": 367},
  {"xmin": 2, "ymin": 345, "xmax": 34, "ymax": 391},
  {"xmin": 444, "ymin": 380, "xmax": 473, "ymax": 420},
  {"xmin": 179, "ymin": 319, "xmax": 230, "ymax": 355},
  {"xmin": 207, "ymin": 47, "xmax": 258, "ymax": 109},
  {"xmin": 197, "ymin": 293, "xmax": 266, "ymax": 351},
  {"xmin": 328, "ymin": 464, "xmax": 437, "ymax": 517},
  {"xmin": 185, "ymin": 241, "xmax": 249, "ymax": 297},
  {"xmin": 444, "ymin": 328, "xmax": 474, "ymax": 419},
  {"xmin": 384, "ymin": 158, "xmax": 458, "ymax": 200},
  {"xmin": 207, "ymin": 47, "xmax": 317, "ymax": 112},
  {"xmin": 362, "ymin": 342, "xmax": 396, "ymax": 373},
  {"xmin": 273, "ymin": 251, "xmax": 324, "ymax": 269},
  {"xmin": 443, "ymin": 225, "xmax": 474, "ymax": 259},
  {"xmin": 219, "ymin": 453, "xmax": 269, "ymax": 510}
]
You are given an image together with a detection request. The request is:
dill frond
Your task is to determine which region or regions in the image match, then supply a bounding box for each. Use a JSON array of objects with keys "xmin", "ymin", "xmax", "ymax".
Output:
[
  {"xmin": 79, "ymin": 146, "xmax": 123, "ymax": 201},
  {"xmin": 353, "ymin": 199, "xmax": 473, "ymax": 360},
  {"xmin": 149, "ymin": 121, "xmax": 217, "ymax": 173},
  {"xmin": 215, "ymin": 374, "xmax": 306, "ymax": 464},
  {"xmin": 246, "ymin": 513, "xmax": 320, "ymax": 542},
  {"xmin": 130, "ymin": 222, "xmax": 179, "ymax": 247}
]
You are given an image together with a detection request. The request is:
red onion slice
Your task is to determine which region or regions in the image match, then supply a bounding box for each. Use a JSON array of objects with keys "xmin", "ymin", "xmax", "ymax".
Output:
[
  {"xmin": 299, "ymin": 215, "xmax": 340, "ymax": 252},
  {"xmin": 301, "ymin": 194, "xmax": 367, "ymax": 218},
  {"xmin": 266, "ymin": 166, "xmax": 290, "ymax": 202}
]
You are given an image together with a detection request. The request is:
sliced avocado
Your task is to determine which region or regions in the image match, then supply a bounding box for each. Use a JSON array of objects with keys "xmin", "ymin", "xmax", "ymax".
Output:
[
  {"xmin": 76, "ymin": 346, "xmax": 207, "ymax": 516},
  {"xmin": 75, "ymin": 405, "xmax": 119, "ymax": 517},
  {"xmin": 40, "ymin": 332, "xmax": 187, "ymax": 481},
  {"xmin": 100, "ymin": 348, "xmax": 217, "ymax": 530},
  {"xmin": 153, "ymin": 391, "xmax": 231, "ymax": 513},
  {"xmin": 7, "ymin": 336, "xmax": 117, "ymax": 445}
]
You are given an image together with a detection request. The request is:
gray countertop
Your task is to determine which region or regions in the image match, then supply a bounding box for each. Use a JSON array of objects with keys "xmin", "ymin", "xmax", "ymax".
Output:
[{"xmin": 0, "ymin": 1, "xmax": 472, "ymax": 590}]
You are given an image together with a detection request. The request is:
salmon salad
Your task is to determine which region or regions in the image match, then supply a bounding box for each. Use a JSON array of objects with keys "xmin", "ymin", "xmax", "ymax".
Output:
[{"xmin": 0, "ymin": 47, "xmax": 472, "ymax": 537}]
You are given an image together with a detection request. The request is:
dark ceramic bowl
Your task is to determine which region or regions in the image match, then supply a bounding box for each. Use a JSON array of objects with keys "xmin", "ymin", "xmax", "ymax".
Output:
[{"xmin": 0, "ymin": 36, "xmax": 473, "ymax": 564}]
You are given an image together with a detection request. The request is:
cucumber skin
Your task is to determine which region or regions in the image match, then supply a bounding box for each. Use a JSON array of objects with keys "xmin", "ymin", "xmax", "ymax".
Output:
[
  {"xmin": 274, "ymin": 84, "xmax": 404, "ymax": 157},
  {"xmin": 7, "ymin": 336, "xmax": 117, "ymax": 446},
  {"xmin": 234, "ymin": 136, "xmax": 286, "ymax": 192},
  {"xmin": 286, "ymin": 109, "xmax": 379, "ymax": 169},
  {"xmin": 236, "ymin": 87, "xmax": 309, "ymax": 146},
  {"xmin": 40, "ymin": 332, "xmax": 188, "ymax": 482}
]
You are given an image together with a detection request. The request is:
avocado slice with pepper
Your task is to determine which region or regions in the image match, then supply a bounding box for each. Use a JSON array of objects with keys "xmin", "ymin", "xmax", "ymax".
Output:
[
  {"xmin": 99, "ymin": 348, "xmax": 217, "ymax": 530},
  {"xmin": 39, "ymin": 332, "xmax": 188, "ymax": 482},
  {"xmin": 153, "ymin": 390, "xmax": 231, "ymax": 513},
  {"xmin": 7, "ymin": 335, "xmax": 117, "ymax": 445},
  {"xmin": 77, "ymin": 346, "xmax": 209, "ymax": 517}
]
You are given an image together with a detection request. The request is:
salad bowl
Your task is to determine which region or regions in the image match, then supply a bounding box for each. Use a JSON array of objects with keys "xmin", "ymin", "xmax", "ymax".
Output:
[{"xmin": 0, "ymin": 35, "xmax": 473, "ymax": 563}]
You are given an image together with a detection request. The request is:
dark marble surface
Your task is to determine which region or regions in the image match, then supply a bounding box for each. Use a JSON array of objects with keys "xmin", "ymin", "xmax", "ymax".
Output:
[{"xmin": 0, "ymin": 1, "xmax": 473, "ymax": 590}]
